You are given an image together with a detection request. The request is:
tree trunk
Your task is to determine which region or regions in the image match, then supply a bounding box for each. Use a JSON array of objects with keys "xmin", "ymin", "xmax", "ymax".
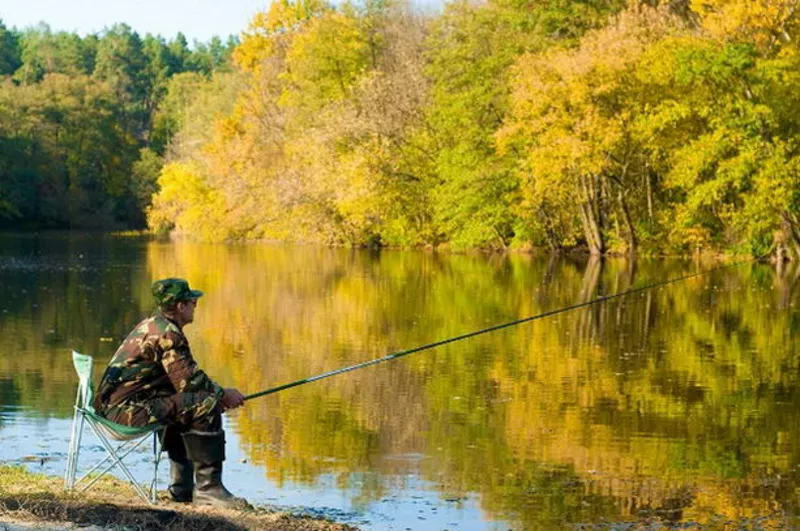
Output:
[
  {"xmin": 645, "ymin": 163, "xmax": 654, "ymax": 220},
  {"xmin": 782, "ymin": 212, "xmax": 800, "ymax": 260},
  {"xmin": 579, "ymin": 174, "xmax": 604, "ymax": 255},
  {"xmin": 617, "ymin": 190, "xmax": 637, "ymax": 254},
  {"xmin": 493, "ymin": 226, "xmax": 509, "ymax": 251},
  {"xmin": 538, "ymin": 204, "xmax": 562, "ymax": 252}
]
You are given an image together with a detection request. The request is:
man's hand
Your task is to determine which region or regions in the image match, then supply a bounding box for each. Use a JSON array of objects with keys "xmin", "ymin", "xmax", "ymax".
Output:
[{"xmin": 221, "ymin": 388, "xmax": 245, "ymax": 410}]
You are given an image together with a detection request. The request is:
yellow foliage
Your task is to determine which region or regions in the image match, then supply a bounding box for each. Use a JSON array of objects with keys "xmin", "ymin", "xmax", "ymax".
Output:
[
  {"xmin": 280, "ymin": 11, "xmax": 370, "ymax": 110},
  {"xmin": 147, "ymin": 162, "xmax": 230, "ymax": 241},
  {"xmin": 691, "ymin": 0, "xmax": 800, "ymax": 49},
  {"xmin": 265, "ymin": 0, "xmax": 329, "ymax": 32},
  {"xmin": 331, "ymin": 148, "xmax": 383, "ymax": 240},
  {"xmin": 499, "ymin": 5, "xmax": 682, "ymax": 252},
  {"xmin": 233, "ymin": 32, "xmax": 275, "ymax": 74},
  {"xmin": 233, "ymin": 0, "xmax": 331, "ymax": 73}
]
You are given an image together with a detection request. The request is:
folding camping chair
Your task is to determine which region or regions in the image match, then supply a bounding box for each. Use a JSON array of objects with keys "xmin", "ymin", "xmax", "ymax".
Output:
[{"xmin": 64, "ymin": 350, "xmax": 166, "ymax": 504}]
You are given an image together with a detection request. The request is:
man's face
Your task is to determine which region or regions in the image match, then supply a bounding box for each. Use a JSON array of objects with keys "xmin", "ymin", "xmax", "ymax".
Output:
[{"xmin": 176, "ymin": 298, "xmax": 198, "ymax": 325}]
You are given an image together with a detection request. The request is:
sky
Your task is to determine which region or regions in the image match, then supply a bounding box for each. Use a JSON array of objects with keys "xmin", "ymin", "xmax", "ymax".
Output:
[{"xmin": 0, "ymin": 0, "xmax": 270, "ymax": 43}]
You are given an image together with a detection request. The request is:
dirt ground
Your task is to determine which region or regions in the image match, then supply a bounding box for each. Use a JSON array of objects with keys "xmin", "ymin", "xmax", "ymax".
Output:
[{"xmin": 0, "ymin": 466, "xmax": 357, "ymax": 531}]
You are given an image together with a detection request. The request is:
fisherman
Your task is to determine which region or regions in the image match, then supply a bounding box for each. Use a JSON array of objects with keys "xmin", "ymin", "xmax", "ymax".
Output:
[{"xmin": 94, "ymin": 278, "xmax": 249, "ymax": 509}]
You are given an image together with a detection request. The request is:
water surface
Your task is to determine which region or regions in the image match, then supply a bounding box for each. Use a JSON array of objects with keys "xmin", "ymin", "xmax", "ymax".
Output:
[{"xmin": 1, "ymin": 232, "xmax": 799, "ymax": 530}]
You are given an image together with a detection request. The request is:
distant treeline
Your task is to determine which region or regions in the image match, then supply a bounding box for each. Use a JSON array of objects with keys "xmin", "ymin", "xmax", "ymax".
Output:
[
  {"xmin": 0, "ymin": 21, "xmax": 236, "ymax": 229},
  {"xmin": 4, "ymin": 1, "xmax": 800, "ymax": 256}
]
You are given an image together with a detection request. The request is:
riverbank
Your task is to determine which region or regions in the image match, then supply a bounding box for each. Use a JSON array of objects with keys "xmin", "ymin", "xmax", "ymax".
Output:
[{"xmin": 0, "ymin": 466, "xmax": 357, "ymax": 531}]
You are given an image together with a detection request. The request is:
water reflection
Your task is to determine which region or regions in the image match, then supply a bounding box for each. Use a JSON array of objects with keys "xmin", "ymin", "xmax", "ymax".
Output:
[
  {"xmin": 2, "ymin": 233, "xmax": 800, "ymax": 529},
  {"xmin": 0, "ymin": 232, "xmax": 152, "ymax": 417}
]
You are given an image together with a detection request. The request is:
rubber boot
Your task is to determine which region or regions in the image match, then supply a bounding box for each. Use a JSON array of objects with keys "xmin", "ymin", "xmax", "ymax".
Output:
[
  {"xmin": 168, "ymin": 459, "xmax": 194, "ymax": 502},
  {"xmin": 160, "ymin": 427, "xmax": 193, "ymax": 502},
  {"xmin": 182, "ymin": 429, "xmax": 250, "ymax": 510}
]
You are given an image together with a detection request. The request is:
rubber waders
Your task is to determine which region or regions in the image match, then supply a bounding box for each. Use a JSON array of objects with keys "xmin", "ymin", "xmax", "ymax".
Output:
[
  {"xmin": 182, "ymin": 429, "xmax": 250, "ymax": 510},
  {"xmin": 160, "ymin": 427, "xmax": 193, "ymax": 502}
]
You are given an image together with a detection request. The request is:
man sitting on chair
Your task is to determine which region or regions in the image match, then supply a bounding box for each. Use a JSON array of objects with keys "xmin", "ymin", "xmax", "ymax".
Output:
[{"xmin": 94, "ymin": 278, "xmax": 248, "ymax": 509}]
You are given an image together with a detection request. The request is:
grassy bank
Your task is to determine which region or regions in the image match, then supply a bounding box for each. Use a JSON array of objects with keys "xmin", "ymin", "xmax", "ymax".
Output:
[{"xmin": 0, "ymin": 466, "xmax": 357, "ymax": 530}]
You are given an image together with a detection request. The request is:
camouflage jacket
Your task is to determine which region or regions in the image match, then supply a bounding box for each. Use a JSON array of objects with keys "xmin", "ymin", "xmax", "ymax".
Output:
[{"xmin": 94, "ymin": 310, "xmax": 223, "ymax": 411}]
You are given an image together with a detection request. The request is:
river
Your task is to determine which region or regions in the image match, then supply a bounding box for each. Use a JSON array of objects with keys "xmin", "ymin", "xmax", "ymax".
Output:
[{"xmin": 1, "ymin": 231, "xmax": 799, "ymax": 530}]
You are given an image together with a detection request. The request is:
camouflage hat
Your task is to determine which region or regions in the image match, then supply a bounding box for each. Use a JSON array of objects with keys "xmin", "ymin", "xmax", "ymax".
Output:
[{"xmin": 151, "ymin": 278, "xmax": 204, "ymax": 306}]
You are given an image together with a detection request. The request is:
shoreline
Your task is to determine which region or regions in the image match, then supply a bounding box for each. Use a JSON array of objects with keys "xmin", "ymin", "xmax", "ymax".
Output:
[
  {"xmin": 0, "ymin": 229, "xmax": 771, "ymax": 260},
  {"xmin": 0, "ymin": 465, "xmax": 358, "ymax": 531}
]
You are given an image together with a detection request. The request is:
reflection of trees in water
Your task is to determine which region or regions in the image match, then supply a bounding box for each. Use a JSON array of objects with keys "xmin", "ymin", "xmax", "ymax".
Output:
[
  {"xmin": 141, "ymin": 243, "xmax": 800, "ymax": 526},
  {"xmin": 6, "ymin": 236, "xmax": 800, "ymax": 529},
  {"xmin": 510, "ymin": 261, "xmax": 800, "ymax": 527},
  {"xmin": 775, "ymin": 259, "xmax": 800, "ymax": 310},
  {"xmin": 0, "ymin": 234, "xmax": 151, "ymax": 416},
  {"xmin": 5, "ymin": 234, "xmax": 800, "ymax": 527},
  {"xmin": 143, "ymin": 244, "xmax": 800, "ymax": 526},
  {"xmin": 0, "ymin": 378, "xmax": 20, "ymax": 425}
]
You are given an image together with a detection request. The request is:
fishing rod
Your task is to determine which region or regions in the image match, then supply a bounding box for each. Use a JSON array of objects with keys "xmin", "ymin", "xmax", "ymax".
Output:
[{"xmin": 243, "ymin": 255, "xmax": 765, "ymax": 402}]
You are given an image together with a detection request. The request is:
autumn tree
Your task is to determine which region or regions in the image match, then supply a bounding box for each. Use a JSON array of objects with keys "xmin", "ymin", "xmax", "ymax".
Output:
[
  {"xmin": 624, "ymin": 0, "xmax": 800, "ymax": 256},
  {"xmin": 422, "ymin": 0, "xmax": 626, "ymax": 250},
  {"xmin": 150, "ymin": 0, "xmax": 432, "ymax": 245}
]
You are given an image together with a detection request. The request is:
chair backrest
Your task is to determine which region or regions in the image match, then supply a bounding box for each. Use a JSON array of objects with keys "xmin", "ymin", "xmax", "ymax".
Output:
[
  {"xmin": 71, "ymin": 350, "xmax": 96, "ymax": 413},
  {"xmin": 71, "ymin": 349, "xmax": 161, "ymax": 440}
]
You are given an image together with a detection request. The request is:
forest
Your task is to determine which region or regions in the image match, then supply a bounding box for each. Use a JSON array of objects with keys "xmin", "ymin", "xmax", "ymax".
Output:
[
  {"xmin": 0, "ymin": 21, "xmax": 236, "ymax": 229},
  {"xmin": 2, "ymin": 0, "xmax": 800, "ymax": 256}
]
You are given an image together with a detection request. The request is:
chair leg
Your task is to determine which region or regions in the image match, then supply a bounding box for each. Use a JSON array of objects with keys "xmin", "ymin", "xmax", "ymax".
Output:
[
  {"xmin": 75, "ymin": 438, "xmax": 139, "ymax": 488},
  {"xmin": 150, "ymin": 429, "xmax": 165, "ymax": 504},
  {"xmin": 64, "ymin": 410, "xmax": 164, "ymax": 505},
  {"xmin": 84, "ymin": 420, "xmax": 152, "ymax": 504},
  {"xmin": 65, "ymin": 389, "xmax": 83, "ymax": 490},
  {"xmin": 64, "ymin": 409, "xmax": 78, "ymax": 490},
  {"xmin": 77, "ymin": 437, "xmax": 150, "ymax": 494},
  {"xmin": 66, "ymin": 411, "xmax": 86, "ymax": 491}
]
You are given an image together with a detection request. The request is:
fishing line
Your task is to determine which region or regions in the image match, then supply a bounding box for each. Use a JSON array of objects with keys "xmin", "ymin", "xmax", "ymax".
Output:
[{"xmin": 243, "ymin": 255, "xmax": 765, "ymax": 402}]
